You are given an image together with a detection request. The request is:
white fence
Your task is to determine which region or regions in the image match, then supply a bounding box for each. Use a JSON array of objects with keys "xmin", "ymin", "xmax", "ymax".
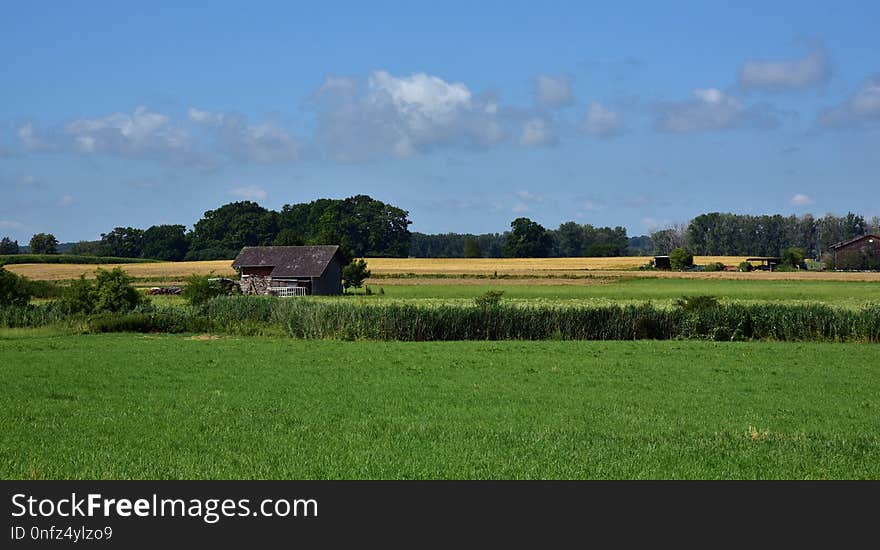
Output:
[{"xmin": 270, "ymin": 287, "xmax": 308, "ymax": 297}]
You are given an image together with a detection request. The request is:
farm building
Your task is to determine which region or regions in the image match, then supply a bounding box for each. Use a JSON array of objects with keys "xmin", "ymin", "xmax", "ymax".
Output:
[
  {"xmin": 829, "ymin": 234, "xmax": 880, "ymax": 270},
  {"xmin": 231, "ymin": 245, "xmax": 344, "ymax": 296}
]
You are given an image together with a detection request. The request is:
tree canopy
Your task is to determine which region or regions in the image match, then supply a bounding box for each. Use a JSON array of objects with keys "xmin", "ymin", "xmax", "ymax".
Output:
[
  {"xmin": 503, "ymin": 217, "xmax": 553, "ymax": 258},
  {"xmin": 29, "ymin": 233, "xmax": 59, "ymax": 254}
]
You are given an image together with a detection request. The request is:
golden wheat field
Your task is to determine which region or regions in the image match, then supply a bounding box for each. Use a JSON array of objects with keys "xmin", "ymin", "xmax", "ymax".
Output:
[{"xmin": 8, "ymin": 256, "xmax": 880, "ymax": 283}]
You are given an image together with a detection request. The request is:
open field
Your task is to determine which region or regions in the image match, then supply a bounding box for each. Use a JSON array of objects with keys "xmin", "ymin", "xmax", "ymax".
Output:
[
  {"xmin": 8, "ymin": 257, "xmax": 880, "ymax": 284},
  {"xmin": 360, "ymin": 278, "xmax": 880, "ymax": 307},
  {"xmin": 1, "ymin": 334, "xmax": 878, "ymax": 479},
  {"xmin": 5, "ymin": 260, "xmax": 236, "ymax": 281},
  {"xmin": 363, "ymin": 256, "xmax": 752, "ymax": 273}
]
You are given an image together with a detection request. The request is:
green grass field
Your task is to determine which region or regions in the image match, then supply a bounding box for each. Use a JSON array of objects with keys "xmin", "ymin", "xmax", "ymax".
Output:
[
  {"xmin": 137, "ymin": 277, "xmax": 880, "ymax": 308},
  {"xmin": 356, "ymin": 278, "xmax": 880, "ymax": 307},
  {"xmin": 2, "ymin": 333, "xmax": 878, "ymax": 479}
]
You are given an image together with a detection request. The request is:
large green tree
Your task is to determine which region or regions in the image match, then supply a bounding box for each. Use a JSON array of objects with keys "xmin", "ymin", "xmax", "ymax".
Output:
[
  {"xmin": 278, "ymin": 195, "xmax": 411, "ymax": 257},
  {"xmin": 142, "ymin": 224, "xmax": 189, "ymax": 261},
  {"xmin": 503, "ymin": 217, "xmax": 553, "ymax": 258},
  {"xmin": 187, "ymin": 201, "xmax": 279, "ymax": 259},
  {"xmin": 99, "ymin": 227, "xmax": 145, "ymax": 258},
  {"xmin": 29, "ymin": 233, "xmax": 59, "ymax": 254}
]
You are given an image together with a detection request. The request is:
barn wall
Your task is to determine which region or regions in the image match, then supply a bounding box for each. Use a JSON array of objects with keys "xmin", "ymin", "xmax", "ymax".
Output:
[{"xmin": 312, "ymin": 257, "xmax": 343, "ymax": 295}]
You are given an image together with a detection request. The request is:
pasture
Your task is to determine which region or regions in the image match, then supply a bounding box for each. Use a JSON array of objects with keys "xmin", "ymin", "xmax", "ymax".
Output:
[{"xmin": 1, "ymin": 334, "xmax": 878, "ymax": 479}]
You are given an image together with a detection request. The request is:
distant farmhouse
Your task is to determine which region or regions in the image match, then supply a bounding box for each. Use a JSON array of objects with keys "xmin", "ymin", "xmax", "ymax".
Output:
[
  {"xmin": 829, "ymin": 234, "xmax": 880, "ymax": 270},
  {"xmin": 231, "ymin": 245, "xmax": 344, "ymax": 296}
]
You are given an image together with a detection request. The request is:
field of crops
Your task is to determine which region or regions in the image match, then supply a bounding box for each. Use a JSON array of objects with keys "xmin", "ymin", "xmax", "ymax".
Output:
[
  {"xmin": 1, "ymin": 333, "xmax": 878, "ymax": 479},
  {"xmin": 8, "ymin": 257, "xmax": 880, "ymax": 284}
]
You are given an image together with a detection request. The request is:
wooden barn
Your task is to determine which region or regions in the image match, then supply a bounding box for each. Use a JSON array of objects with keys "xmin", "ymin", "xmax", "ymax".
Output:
[
  {"xmin": 829, "ymin": 234, "xmax": 880, "ymax": 270},
  {"xmin": 231, "ymin": 245, "xmax": 344, "ymax": 296}
]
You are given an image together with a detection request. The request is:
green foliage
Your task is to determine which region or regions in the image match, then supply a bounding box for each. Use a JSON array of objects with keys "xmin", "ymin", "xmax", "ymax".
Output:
[
  {"xmin": 61, "ymin": 276, "xmax": 98, "ymax": 314},
  {"xmin": 182, "ymin": 274, "xmax": 228, "ymax": 306},
  {"xmin": 69, "ymin": 240, "xmax": 103, "ymax": 256},
  {"xmin": 669, "ymin": 247, "xmax": 694, "ymax": 270},
  {"xmin": 702, "ymin": 262, "xmax": 726, "ymax": 272},
  {"xmin": 738, "ymin": 261, "xmax": 753, "ymax": 272},
  {"xmin": 279, "ymin": 195, "xmax": 412, "ymax": 257},
  {"xmin": 93, "ymin": 268, "xmax": 144, "ymax": 313},
  {"xmin": 142, "ymin": 224, "xmax": 188, "ymax": 261},
  {"xmin": 782, "ymin": 246, "xmax": 806, "ymax": 268},
  {"xmin": 29, "ymin": 233, "xmax": 59, "ymax": 255},
  {"xmin": 342, "ymin": 259, "xmax": 371, "ymax": 290},
  {"xmin": 0, "ymin": 237, "xmax": 19, "ymax": 255},
  {"xmin": 463, "ymin": 237, "xmax": 482, "ymax": 258},
  {"xmin": 273, "ymin": 228, "xmax": 304, "ymax": 246},
  {"xmin": 503, "ymin": 217, "xmax": 553, "ymax": 258},
  {"xmin": 187, "ymin": 201, "xmax": 279, "ymax": 259},
  {"xmin": 473, "ymin": 290, "xmax": 504, "ymax": 308},
  {"xmin": 99, "ymin": 227, "xmax": 145, "ymax": 258},
  {"xmin": 0, "ymin": 268, "xmax": 31, "ymax": 306},
  {"xmin": 675, "ymin": 295, "xmax": 720, "ymax": 311},
  {"xmin": 61, "ymin": 268, "xmax": 143, "ymax": 314}
]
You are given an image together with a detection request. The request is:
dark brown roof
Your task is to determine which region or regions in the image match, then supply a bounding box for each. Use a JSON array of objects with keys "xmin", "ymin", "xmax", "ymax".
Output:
[
  {"xmin": 231, "ymin": 246, "xmax": 339, "ymax": 277},
  {"xmin": 829, "ymin": 234, "xmax": 880, "ymax": 250}
]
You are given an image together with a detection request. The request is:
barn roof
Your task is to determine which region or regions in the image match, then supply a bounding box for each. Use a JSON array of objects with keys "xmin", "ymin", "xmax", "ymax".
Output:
[
  {"xmin": 231, "ymin": 245, "xmax": 340, "ymax": 277},
  {"xmin": 829, "ymin": 234, "xmax": 880, "ymax": 250}
]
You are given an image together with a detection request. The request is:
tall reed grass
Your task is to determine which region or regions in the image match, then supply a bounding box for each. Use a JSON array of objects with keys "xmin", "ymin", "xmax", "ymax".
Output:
[{"xmin": 2, "ymin": 297, "xmax": 879, "ymax": 342}]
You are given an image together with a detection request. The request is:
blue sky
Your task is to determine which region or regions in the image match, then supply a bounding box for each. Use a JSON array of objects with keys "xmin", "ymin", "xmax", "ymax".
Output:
[{"xmin": 1, "ymin": 0, "xmax": 878, "ymax": 243}]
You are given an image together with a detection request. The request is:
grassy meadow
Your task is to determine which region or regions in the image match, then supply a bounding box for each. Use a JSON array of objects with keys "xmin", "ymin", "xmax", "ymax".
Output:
[
  {"xmin": 2, "ymin": 334, "xmax": 879, "ymax": 479},
  {"xmin": 3, "ymin": 256, "xmax": 879, "ymax": 480}
]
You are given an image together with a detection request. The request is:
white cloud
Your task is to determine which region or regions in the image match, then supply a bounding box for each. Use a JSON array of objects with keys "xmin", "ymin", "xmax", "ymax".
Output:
[
  {"xmin": 515, "ymin": 190, "xmax": 543, "ymax": 202},
  {"xmin": 534, "ymin": 75, "xmax": 573, "ymax": 108},
  {"xmin": 511, "ymin": 190, "xmax": 543, "ymax": 213},
  {"xmin": 17, "ymin": 122, "xmax": 54, "ymax": 152},
  {"xmin": 64, "ymin": 106, "xmax": 191, "ymax": 157},
  {"xmin": 0, "ymin": 220, "xmax": 24, "ymax": 229},
  {"xmin": 189, "ymin": 108, "xmax": 300, "ymax": 163},
  {"xmin": 655, "ymin": 88, "xmax": 777, "ymax": 133},
  {"xmin": 739, "ymin": 41, "xmax": 831, "ymax": 90},
  {"xmin": 790, "ymin": 193, "xmax": 812, "ymax": 206},
  {"xmin": 310, "ymin": 70, "xmax": 506, "ymax": 161},
  {"xmin": 228, "ymin": 185, "xmax": 268, "ymax": 201},
  {"xmin": 816, "ymin": 76, "xmax": 880, "ymax": 129},
  {"xmin": 582, "ymin": 102, "xmax": 622, "ymax": 137},
  {"xmin": 60, "ymin": 195, "xmax": 73, "ymax": 207},
  {"xmin": 519, "ymin": 117, "xmax": 556, "ymax": 146}
]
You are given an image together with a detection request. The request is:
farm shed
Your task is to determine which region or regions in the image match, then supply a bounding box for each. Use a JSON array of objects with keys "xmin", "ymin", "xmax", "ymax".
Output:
[
  {"xmin": 231, "ymin": 245, "xmax": 343, "ymax": 296},
  {"xmin": 652, "ymin": 256, "xmax": 671, "ymax": 269},
  {"xmin": 829, "ymin": 234, "xmax": 880, "ymax": 270}
]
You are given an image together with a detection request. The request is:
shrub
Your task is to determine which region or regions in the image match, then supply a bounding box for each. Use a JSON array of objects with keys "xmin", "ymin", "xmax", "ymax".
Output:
[
  {"xmin": 61, "ymin": 268, "xmax": 143, "ymax": 314},
  {"xmin": 0, "ymin": 267, "xmax": 31, "ymax": 306},
  {"xmin": 342, "ymin": 259, "xmax": 371, "ymax": 291},
  {"xmin": 182, "ymin": 274, "xmax": 228, "ymax": 306},
  {"xmin": 474, "ymin": 290, "xmax": 504, "ymax": 308},
  {"xmin": 92, "ymin": 267, "xmax": 144, "ymax": 313},
  {"xmin": 669, "ymin": 247, "xmax": 694, "ymax": 270},
  {"xmin": 738, "ymin": 261, "xmax": 753, "ymax": 272},
  {"xmin": 781, "ymin": 247, "xmax": 806, "ymax": 269},
  {"xmin": 62, "ymin": 276, "xmax": 97, "ymax": 314}
]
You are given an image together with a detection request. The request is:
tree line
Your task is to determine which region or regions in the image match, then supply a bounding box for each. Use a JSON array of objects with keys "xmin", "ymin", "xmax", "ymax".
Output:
[
  {"xmin": 2, "ymin": 202, "xmax": 878, "ymax": 261},
  {"xmin": 0, "ymin": 195, "xmax": 412, "ymax": 261},
  {"xmin": 651, "ymin": 212, "xmax": 879, "ymax": 259},
  {"xmin": 410, "ymin": 220, "xmax": 634, "ymax": 258}
]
